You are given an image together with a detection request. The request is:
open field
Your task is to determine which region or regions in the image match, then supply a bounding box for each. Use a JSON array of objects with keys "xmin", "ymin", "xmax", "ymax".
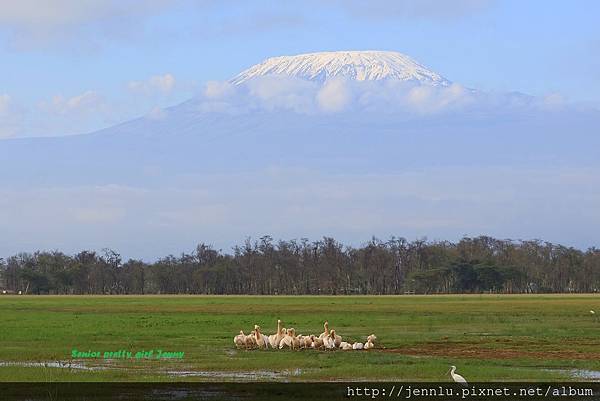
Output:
[{"xmin": 0, "ymin": 295, "xmax": 599, "ymax": 382}]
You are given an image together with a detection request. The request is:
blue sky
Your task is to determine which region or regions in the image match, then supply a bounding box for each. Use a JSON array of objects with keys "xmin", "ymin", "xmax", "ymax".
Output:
[
  {"xmin": 1, "ymin": 1, "xmax": 600, "ymax": 260},
  {"xmin": 1, "ymin": 0, "xmax": 599, "ymax": 138}
]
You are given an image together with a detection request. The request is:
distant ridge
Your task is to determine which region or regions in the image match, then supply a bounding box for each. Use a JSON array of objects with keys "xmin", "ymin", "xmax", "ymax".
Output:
[{"xmin": 230, "ymin": 50, "xmax": 451, "ymax": 86}]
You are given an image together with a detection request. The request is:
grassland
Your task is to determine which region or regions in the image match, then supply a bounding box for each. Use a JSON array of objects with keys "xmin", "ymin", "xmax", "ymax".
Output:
[{"xmin": 0, "ymin": 294, "xmax": 598, "ymax": 382}]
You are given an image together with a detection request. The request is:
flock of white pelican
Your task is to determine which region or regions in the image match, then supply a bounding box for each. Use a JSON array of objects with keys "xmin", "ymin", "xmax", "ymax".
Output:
[{"xmin": 233, "ymin": 320, "xmax": 376, "ymax": 351}]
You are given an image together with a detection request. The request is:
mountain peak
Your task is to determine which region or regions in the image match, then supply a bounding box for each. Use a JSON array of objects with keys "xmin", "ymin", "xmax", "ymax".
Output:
[{"xmin": 230, "ymin": 50, "xmax": 450, "ymax": 86}]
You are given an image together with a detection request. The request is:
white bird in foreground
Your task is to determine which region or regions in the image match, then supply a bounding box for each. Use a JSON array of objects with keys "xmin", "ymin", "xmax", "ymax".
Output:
[
  {"xmin": 591, "ymin": 310, "xmax": 596, "ymax": 315},
  {"xmin": 449, "ymin": 365, "xmax": 468, "ymax": 387}
]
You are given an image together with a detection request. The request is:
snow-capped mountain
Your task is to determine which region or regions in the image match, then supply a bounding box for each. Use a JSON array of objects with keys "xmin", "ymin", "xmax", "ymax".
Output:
[
  {"xmin": 230, "ymin": 50, "xmax": 451, "ymax": 86},
  {"xmin": 2, "ymin": 50, "xmax": 599, "ymax": 259},
  {"xmin": 1, "ymin": 49, "xmax": 598, "ymax": 191}
]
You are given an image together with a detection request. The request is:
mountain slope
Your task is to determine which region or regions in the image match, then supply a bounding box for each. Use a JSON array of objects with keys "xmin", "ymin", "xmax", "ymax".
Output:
[{"xmin": 230, "ymin": 50, "xmax": 451, "ymax": 86}]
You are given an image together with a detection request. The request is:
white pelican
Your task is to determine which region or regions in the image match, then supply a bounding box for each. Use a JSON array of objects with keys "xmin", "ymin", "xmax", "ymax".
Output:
[
  {"xmin": 311, "ymin": 335, "xmax": 324, "ymax": 349},
  {"xmin": 253, "ymin": 325, "xmax": 269, "ymax": 349},
  {"xmin": 323, "ymin": 330, "xmax": 337, "ymax": 349},
  {"xmin": 319, "ymin": 321, "xmax": 330, "ymax": 339},
  {"xmin": 339, "ymin": 341, "xmax": 353, "ymax": 350},
  {"xmin": 352, "ymin": 342, "xmax": 364, "ymax": 350},
  {"xmin": 269, "ymin": 320, "xmax": 285, "ymax": 348},
  {"xmin": 279, "ymin": 328, "xmax": 297, "ymax": 349},
  {"xmin": 331, "ymin": 330, "xmax": 342, "ymax": 347},
  {"xmin": 233, "ymin": 330, "xmax": 246, "ymax": 348},
  {"xmin": 245, "ymin": 330, "xmax": 257, "ymax": 349}
]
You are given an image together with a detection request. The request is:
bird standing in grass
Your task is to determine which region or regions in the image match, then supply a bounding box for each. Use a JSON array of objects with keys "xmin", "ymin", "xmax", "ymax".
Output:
[{"xmin": 449, "ymin": 365, "xmax": 468, "ymax": 387}]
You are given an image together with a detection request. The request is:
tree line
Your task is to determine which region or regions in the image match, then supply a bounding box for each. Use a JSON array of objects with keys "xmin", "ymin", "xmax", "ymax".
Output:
[{"xmin": 0, "ymin": 236, "xmax": 598, "ymax": 295}]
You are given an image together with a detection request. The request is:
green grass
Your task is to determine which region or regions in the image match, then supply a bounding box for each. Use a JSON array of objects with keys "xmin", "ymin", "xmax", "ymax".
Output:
[{"xmin": 0, "ymin": 294, "xmax": 598, "ymax": 382}]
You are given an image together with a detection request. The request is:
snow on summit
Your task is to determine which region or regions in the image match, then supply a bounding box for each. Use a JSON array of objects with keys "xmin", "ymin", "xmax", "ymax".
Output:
[{"xmin": 230, "ymin": 50, "xmax": 451, "ymax": 86}]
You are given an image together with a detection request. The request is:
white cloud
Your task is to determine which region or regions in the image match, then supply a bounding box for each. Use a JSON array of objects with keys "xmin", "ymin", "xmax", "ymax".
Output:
[
  {"xmin": 128, "ymin": 73, "xmax": 177, "ymax": 95},
  {"xmin": 204, "ymin": 81, "xmax": 235, "ymax": 99},
  {"xmin": 0, "ymin": 0, "xmax": 178, "ymax": 49},
  {"xmin": 194, "ymin": 76, "xmax": 518, "ymax": 116},
  {"xmin": 0, "ymin": 2, "xmax": 316, "ymax": 50},
  {"xmin": 0, "ymin": 1, "xmax": 147, "ymax": 26},
  {"xmin": 196, "ymin": 76, "xmax": 320, "ymax": 114},
  {"xmin": 8, "ymin": 74, "xmax": 579, "ymax": 140},
  {"xmin": 316, "ymin": 78, "xmax": 351, "ymax": 112},
  {"xmin": 12, "ymin": 73, "xmax": 196, "ymax": 138},
  {"xmin": 541, "ymin": 93, "xmax": 566, "ymax": 110},
  {"xmin": 245, "ymin": 75, "xmax": 316, "ymax": 100},
  {"xmin": 26, "ymin": 90, "xmax": 120, "ymax": 136},
  {"xmin": 243, "ymin": 75, "xmax": 319, "ymax": 113},
  {"xmin": 39, "ymin": 90, "xmax": 106, "ymax": 116},
  {"xmin": 403, "ymin": 83, "xmax": 474, "ymax": 114}
]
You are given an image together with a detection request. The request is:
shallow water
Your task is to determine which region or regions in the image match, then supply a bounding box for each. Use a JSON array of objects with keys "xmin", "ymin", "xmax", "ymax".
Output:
[
  {"xmin": 569, "ymin": 369, "xmax": 600, "ymax": 380},
  {"xmin": 0, "ymin": 361, "xmax": 107, "ymax": 371},
  {"xmin": 544, "ymin": 368, "xmax": 600, "ymax": 381},
  {"xmin": 0, "ymin": 360, "xmax": 304, "ymax": 380},
  {"xmin": 2, "ymin": 360, "xmax": 598, "ymax": 381},
  {"xmin": 166, "ymin": 368, "xmax": 303, "ymax": 380}
]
